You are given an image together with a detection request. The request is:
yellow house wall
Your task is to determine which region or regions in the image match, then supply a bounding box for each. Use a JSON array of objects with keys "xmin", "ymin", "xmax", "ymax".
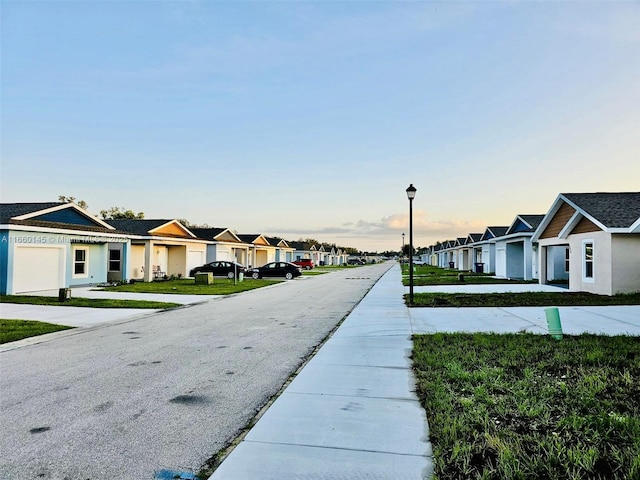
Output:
[{"xmin": 130, "ymin": 244, "xmax": 146, "ymax": 279}]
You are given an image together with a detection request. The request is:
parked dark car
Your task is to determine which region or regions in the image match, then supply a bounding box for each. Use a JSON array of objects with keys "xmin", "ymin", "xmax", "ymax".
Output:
[
  {"xmin": 292, "ymin": 258, "xmax": 315, "ymax": 270},
  {"xmin": 189, "ymin": 261, "xmax": 246, "ymax": 279},
  {"xmin": 347, "ymin": 258, "xmax": 366, "ymax": 265},
  {"xmin": 250, "ymin": 262, "xmax": 303, "ymax": 280}
]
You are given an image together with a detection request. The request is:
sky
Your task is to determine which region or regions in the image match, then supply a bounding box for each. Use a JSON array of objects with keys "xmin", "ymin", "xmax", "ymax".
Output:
[{"xmin": 1, "ymin": 1, "xmax": 639, "ymax": 252}]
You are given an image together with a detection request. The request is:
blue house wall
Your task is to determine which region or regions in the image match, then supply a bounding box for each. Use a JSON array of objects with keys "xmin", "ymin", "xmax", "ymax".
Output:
[{"xmin": 0, "ymin": 230, "xmax": 9, "ymax": 294}]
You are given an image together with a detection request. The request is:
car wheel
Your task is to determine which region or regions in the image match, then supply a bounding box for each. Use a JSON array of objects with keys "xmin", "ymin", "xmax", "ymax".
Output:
[
  {"xmin": 227, "ymin": 272, "xmax": 235, "ymax": 279},
  {"xmin": 305, "ymin": 266, "xmax": 311, "ymax": 270},
  {"xmin": 252, "ymin": 272, "xmax": 260, "ymax": 280},
  {"xmin": 285, "ymin": 272, "xmax": 293, "ymax": 280}
]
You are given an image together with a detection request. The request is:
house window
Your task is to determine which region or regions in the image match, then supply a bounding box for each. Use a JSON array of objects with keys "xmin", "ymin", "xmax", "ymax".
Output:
[
  {"xmin": 73, "ymin": 247, "xmax": 88, "ymax": 277},
  {"xmin": 583, "ymin": 241, "xmax": 594, "ymax": 281},
  {"xmin": 565, "ymin": 247, "xmax": 570, "ymax": 272},
  {"xmin": 109, "ymin": 249, "xmax": 121, "ymax": 272}
]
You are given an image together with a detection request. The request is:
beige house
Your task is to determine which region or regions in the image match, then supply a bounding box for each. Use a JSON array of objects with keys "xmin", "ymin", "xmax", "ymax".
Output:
[
  {"xmin": 238, "ymin": 234, "xmax": 274, "ymax": 268},
  {"xmin": 109, "ymin": 219, "xmax": 208, "ymax": 282},
  {"xmin": 532, "ymin": 192, "xmax": 640, "ymax": 295},
  {"xmin": 190, "ymin": 228, "xmax": 250, "ymax": 267}
]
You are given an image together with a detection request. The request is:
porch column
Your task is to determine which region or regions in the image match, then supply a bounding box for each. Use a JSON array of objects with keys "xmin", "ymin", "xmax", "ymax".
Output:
[
  {"xmin": 524, "ymin": 241, "xmax": 532, "ymax": 281},
  {"xmin": 539, "ymin": 246, "xmax": 548, "ymax": 285},
  {"xmin": 143, "ymin": 241, "xmax": 153, "ymax": 282},
  {"xmin": 122, "ymin": 241, "xmax": 130, "ymax": 283}
]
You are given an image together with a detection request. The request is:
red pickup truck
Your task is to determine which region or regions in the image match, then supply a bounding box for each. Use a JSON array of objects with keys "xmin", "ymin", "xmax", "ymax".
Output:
[{"xmin": 292, "ymin": 259, "xmax": 315, "ymax": 270}]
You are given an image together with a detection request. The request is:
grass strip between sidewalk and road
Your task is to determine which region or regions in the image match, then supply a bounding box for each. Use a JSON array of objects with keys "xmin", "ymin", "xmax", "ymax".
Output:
[
  {"xmin": 100, "ymin": 278, "xmax": 280, "ymax": 295},
  {"xmin": 401, "ymin": 264, "xmax": 536, "ymax": 286},
  {"xmin": 0, "ymin": 319, "xmax": 74, "ymax": 344},
  {"xmin": 0, "ymin": 295, "xmax": 182, "ymax": 309},
  {"xmin": 407, "ymin": 291, "xmax": 640, "ymax": 307},
  {"xmin": 413, "ymin": 332, "xmax": 640, "ymax": 480}
]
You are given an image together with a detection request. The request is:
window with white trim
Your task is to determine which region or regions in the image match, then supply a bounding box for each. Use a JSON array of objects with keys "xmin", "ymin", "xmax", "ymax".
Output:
[
  {"xmin": 73, "ymin": 247, "xmax": 88, "ymax": 277},
  {"xmin": 583, "ymin": 241, "xmax": 594, "ymax": 281},
  {"xmin": 109, "ymin": 249, "xmax": 121, "ymax": 272}
]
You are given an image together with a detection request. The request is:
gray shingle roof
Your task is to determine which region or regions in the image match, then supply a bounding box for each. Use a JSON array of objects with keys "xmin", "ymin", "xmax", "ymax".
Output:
[
  {"xmin": 107, "ymin": 219, "xmax": 175, "ymax": 235},
  {"xmin": 190, "ymin": 227, "xmax": 231, "ymax": 240},
  {"xmin": 237, "ymin": 234, "xmax": 267, "ymax": 244},
  {"xmin": 519, "ymin": 215, "xmax": 545, "ymax": 230},
  {"xmin": 562, "ymin": 192, "xmax": 640, "ymax": 228}
]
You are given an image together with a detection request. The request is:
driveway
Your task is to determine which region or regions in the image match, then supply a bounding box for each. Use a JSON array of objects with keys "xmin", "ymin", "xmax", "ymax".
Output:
[
  {"xmin": 0, "ymin": 263, "xmax": 393, "ymax": 480},
  {"xmin": 1, "ymin": 286, "xmax": 221, "ymax": 330}
]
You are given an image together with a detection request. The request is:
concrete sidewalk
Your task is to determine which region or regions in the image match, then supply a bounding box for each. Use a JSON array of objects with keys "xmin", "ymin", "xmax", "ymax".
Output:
[
  {"xmin": 209, "ymin": 263, "xmax": 433, "ymax": 479},
  {"xmin": 208, "ymin": 264, "xmax": 640, "ymax": 480}
]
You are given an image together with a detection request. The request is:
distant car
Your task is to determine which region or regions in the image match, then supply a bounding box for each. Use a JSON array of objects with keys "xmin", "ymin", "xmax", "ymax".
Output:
[
  {"xmin": 250, "ymin": 262, "xmax": 303, "ymax": 280},
  {"xmin": 189, "ymin": 261, "xmax": 246, "ymax": 279},
  {"xmin": 347, "ymin": 258, "xmax": 366, "ymax": 265},
  {"xmin": 292, "ymin": 259, "xmax": 315, "ymax": 270}
]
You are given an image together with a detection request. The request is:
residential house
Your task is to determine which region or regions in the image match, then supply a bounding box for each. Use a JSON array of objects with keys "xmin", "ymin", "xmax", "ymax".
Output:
[
  {"xmin": 532, "ymin": 192, "xmax": 640, "ymax": 295},
  {"xmin": 1, "ymin": 202, "xmax": 130, "ymax": 294},
  {"xmin": 237, "ymin": 234, "xmax": 274, "ymax": 268},
  {"xmin": 291, "ymin": 241, "xmax": 322, "ymax": 266},
  {"xmin": 472, "ymin": 226, "xmax": 509, "ymax": 275},
  {"xmin": 458, "ymin": 233, "xmax": 482, "ymax": 271},
  {"xmin": 264, "ymin": 237, "xmax": 295, "ymax": 263},
  {"xmin": 190, "ymin": 227, "xmax": 250, "ymax": 267},
  {"xmin": 108, "ymin": 219, "xmax": 207, "ymax": 281},
  {"xmin": 494, "ymin": 215, "xmax": 545, "ymax": 280}
]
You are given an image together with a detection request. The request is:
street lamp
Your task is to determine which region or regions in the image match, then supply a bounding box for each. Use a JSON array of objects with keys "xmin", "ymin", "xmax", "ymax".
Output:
[
  {"xmin": 406, "ymin": 184, "xmax": 416, "ymax": 304},
  {"xmin": 402, "ymin": 233, "xmax": 405, "ymax": 261}
]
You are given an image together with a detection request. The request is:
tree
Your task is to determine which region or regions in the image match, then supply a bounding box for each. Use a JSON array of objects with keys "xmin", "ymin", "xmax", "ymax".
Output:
[
  {"xmin": 175, "ymin": 218, "xmax": 211, "ymax": 229},
  {"xmin": 402, "ymin": 244, "xmax": 415, "ymax": 257},
  {"xmin": 58, "ymin": 195, "xmax": 88, "ymax": 210},
  {"xmin": 100, "ymin": 207, "xmax": 145, "ymax": 220}
]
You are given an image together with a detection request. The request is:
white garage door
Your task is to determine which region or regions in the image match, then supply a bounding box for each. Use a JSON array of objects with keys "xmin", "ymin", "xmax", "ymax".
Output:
[
  {"xmin": 187, "ymin": 250, "xmax": 205, "ymax": 274},
  {"xmin": 13, "ymin": 246, "xmax": 65, "ymax": 293},
  {"xmin": 495, "ymin": 247, "xmax": 506, "ymax": 278},
  {"xmin": 216, "ymin": 248, "xmax": 231, "ymax": 261}
]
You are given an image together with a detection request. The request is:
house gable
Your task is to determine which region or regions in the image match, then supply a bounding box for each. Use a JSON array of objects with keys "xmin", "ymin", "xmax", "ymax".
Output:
[
  {"xmin": 540, "ymin": 202, "xmax": 576, "ymax": 239},
  {"xmin": 238, "ymin": 234, "xmax": 270, "ymax": 246},
  {"xmin": 6, "ymin": 202, "xmax": 114, "ymax": 230},
  {"xmin": 571, "ymin": 216, "xmax": 602, "ymax": 235},
  {"xmin": 28, "ymin": 209, "xmax": 102, "ymax": 227},
  {"xmin": 510, "ymin": 218, "xmax": 533, "ymax": 234},
  {"xmin": 148, "ymin": 221, "xmax": 195, "ymax": 238},
  {"xmin": 216, "ymin": 230, "xmax": 242, "ymax": 243},
  {"xmin": 480, "ymin": 226, "xmax": 508, "ymax": 241}
]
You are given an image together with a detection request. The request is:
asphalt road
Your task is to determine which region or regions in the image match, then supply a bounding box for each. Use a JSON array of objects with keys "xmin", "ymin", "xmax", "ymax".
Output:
[{"xmin": 0, "ymin": 263, "xmax": 393, "ymax": 479}]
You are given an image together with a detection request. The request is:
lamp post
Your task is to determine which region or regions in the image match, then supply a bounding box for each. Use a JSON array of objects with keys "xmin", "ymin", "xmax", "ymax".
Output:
[
  {"xmin": 406, "ymin": 184, "xmax": 416, "ymax": 304},
  {"xmin": 402, "ymin": 233, "xmax": 405, "ymax": 262}
]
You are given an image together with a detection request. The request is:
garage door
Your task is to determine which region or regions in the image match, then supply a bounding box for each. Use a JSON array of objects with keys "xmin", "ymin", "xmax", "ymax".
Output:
[
  {"xmin": 187, "ymin": 250, "xmax": 205, "ymax": 274},
  {"xmin": 13, "ymin": 246, "xmax": 65, "ymax": 293},
  {"xmin": 495, "ymin": 247, "xmax": 506, "ymax": 278}
]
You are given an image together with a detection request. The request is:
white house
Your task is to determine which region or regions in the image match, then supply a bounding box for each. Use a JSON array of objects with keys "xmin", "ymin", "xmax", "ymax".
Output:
[
  {"xmin": 1, "ymin": 202, "xmax": 131, "ymax": 294},
  {"xmin": 532, "ymin": 192, "xmax": 640, "ymax": 295},
  {"xmin": 493, "ymin": 215, "xmax": 544, "ymax": 280}
]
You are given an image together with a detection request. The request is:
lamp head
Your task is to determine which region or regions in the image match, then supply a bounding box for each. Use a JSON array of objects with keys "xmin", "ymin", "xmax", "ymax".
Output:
[{"xmin": 406, "ymin": 184, "xmax": 417, "ymax": 200}]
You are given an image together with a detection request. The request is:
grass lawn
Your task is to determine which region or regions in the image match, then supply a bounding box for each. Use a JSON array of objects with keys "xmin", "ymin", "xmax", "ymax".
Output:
[
  {"xmin": 413, "ymin": 332, "xmax": 640, "ymax": 480},
  {"xmin": 401, "ymin": 264, "xmax": 535, "ymax": 286},
  {"xmin": 407, "ymin": 291, "xmax": 640, "ymax": 307},
  {"xmin": 0, "ymin": 295, "xmax": 181, "ymax": 309},
  {"xmin": 0, "ymin": 319, "xmax": 74, "ymax": 344},
  {"xmin": 99, "ymin": 278, "xmax": 280, "ymax": 295}
]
